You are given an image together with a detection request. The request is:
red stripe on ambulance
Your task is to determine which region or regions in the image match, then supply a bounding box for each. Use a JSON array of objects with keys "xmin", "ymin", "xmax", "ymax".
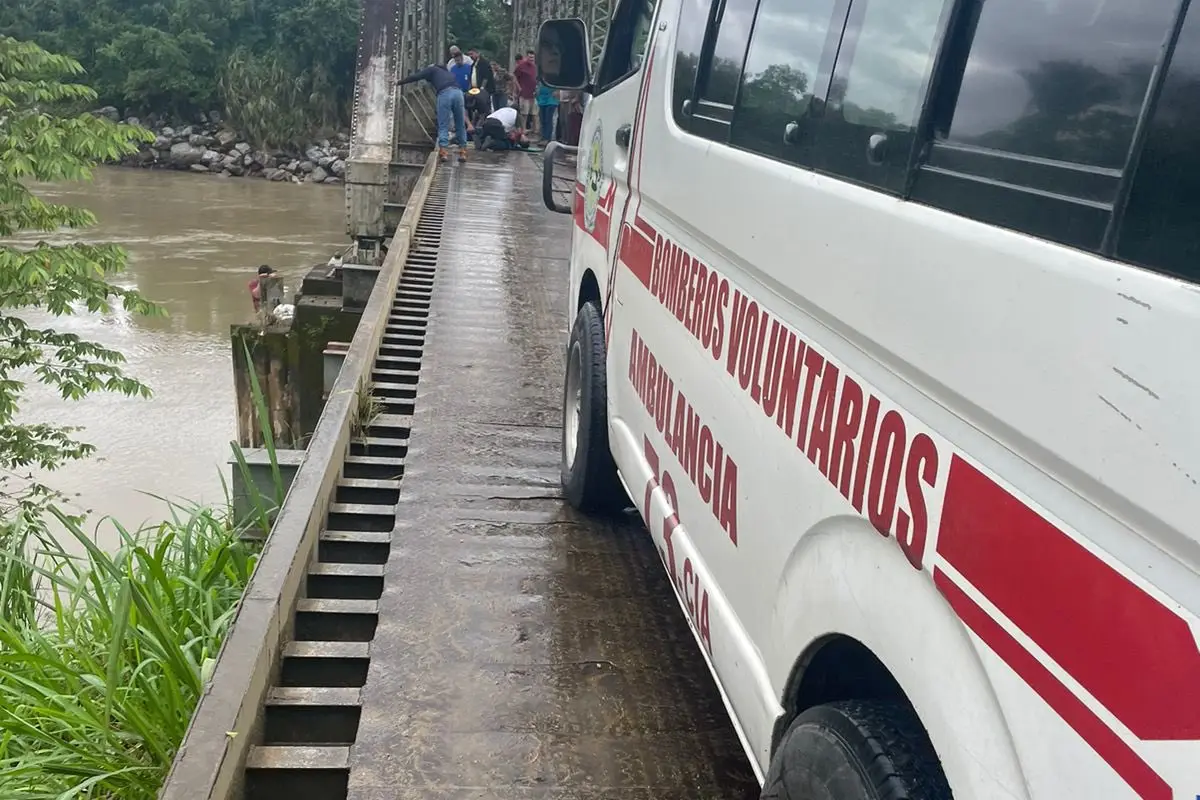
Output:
[
  {"xmin": 574, "ymin": 184, "xmax": 613, "ymax": 251},
  {"xmin": 935, "ymin": 572, "xmax": 1171, "ymax": 800},
  {"xmin": 618, "ymin": 223, "xmax": 654, "ymax": 288},
  {"xmin": 937, "ymin": 456, "xmax": 1200, "ymax": 742}
]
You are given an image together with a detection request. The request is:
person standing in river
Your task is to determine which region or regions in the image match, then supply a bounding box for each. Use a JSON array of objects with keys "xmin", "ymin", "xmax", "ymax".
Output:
[
  {"xmin": 249, "ymin": 264, "xmax": 277, "ymax": 313},
  {"xmin": 396, "ymin": 63, "xmax": 468, "ymax": 163}
]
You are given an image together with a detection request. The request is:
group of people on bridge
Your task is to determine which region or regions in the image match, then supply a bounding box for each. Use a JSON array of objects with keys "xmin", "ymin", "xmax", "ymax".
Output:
[{"xmin": 397, "ymin": 45, "xmax": 584, "ymax": 163}]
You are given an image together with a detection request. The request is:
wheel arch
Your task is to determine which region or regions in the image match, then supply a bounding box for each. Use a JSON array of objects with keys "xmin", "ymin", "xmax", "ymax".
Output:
[
  {"xmin": 766, "ymin": 517, "xmax": 1033, "ymax": 800},
  {"xmin": 577, "ymin": 268, "xmax": 602, "ymax": 315},
  {"xmin": 771, "ymin": 634, "xmax": 912, "ymax": 753}
]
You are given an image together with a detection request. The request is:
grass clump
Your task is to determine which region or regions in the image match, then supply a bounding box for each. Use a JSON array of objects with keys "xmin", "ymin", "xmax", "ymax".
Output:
[{"xmin": 0, "ymin": 499, "xmax": 263, "ymax": 799}]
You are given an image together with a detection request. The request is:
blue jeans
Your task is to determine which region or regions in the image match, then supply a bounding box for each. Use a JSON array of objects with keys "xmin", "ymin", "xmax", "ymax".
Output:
[
  {"xmin": 539, "ymin": 104, "xmax": 557, "ymax": 140},
  {"xmin": 436, "ymin": 87, "xmax": 467, "ymax": 148}
]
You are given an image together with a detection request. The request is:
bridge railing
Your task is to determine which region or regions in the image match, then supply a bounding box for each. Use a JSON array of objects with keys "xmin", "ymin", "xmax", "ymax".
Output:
[{"xmin": 158, "ymin": 151, "xmax": 439, "ymax": 800}]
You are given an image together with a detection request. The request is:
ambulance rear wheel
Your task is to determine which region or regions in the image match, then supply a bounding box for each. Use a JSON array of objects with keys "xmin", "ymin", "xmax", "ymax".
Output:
[
  {"xmin": 761, "ymin": 701, "xmax": 951, "ymax": 800},
  {"xmin": 561, "ymin": 302, "xmax": 624, "ymax": 513}
]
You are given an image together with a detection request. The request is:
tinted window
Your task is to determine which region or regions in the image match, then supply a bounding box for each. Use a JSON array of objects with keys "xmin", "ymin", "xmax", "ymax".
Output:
[
  {"xmin": 673, "ymin": 0, "xmax": 716, "ymax": 124},
  {"xmin": 700, "ymin": 0, "xmax": 758, "ymax": 105},
  {"xmin": 631, "ymin": 0, "xmax": 657, "ymax": 71},
  {"xmin": 1118, "ymin": 6, "xmax": 1200, "ymax": 282},
  {"xmin": 813, "ymin": 0, "xmax": 950, "ymax": 192},
  {"xmin": 731, "ymin": 0, "xmax": 841, "ymax": 161},
  {"xmin": 947, "ymin": 0, "xmax": 1179, "ymax": 169},
  {"xmin": 834, "ymin": 0, "xmax": 946, "ymax": 131},
  {"xmin": 596, "ymin": 0, "xmax": 658, "ymax": 89}
]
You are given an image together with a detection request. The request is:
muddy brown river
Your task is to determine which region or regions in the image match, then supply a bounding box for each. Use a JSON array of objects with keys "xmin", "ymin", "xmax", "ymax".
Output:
[{"xmin": 9, "ymin": 168, "xmax": 347, "ymax": 542}]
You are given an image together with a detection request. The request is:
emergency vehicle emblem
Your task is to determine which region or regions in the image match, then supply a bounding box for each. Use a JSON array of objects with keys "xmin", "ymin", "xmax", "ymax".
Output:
[{"xmin": 583, "ymin": 122, "xmax": 605, "ymax": 233}]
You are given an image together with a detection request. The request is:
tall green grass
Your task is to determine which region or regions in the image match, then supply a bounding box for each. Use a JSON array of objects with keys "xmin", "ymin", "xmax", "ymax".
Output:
[
  {"xmin": 0, "ymin": 344, "xmax": 288, "ymax": 798},
  {"xmin": 0, "ymin": 504, "xmax": 261, "ymax": 799}
]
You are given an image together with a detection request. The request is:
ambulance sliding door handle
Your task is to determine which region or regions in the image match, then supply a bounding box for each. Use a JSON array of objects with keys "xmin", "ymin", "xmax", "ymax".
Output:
[{"xmin": 615, "ymin": 124, "xmax": 632, "ymax": 149}]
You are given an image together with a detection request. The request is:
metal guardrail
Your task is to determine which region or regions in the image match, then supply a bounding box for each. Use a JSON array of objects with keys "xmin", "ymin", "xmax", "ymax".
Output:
[
  {"xmin": 158, "ymin": 151, "xmax": 440, "ymax": 800},
  {"xmin": 542, "ymin": 140, "xmax": 578, "ymax": 214}
]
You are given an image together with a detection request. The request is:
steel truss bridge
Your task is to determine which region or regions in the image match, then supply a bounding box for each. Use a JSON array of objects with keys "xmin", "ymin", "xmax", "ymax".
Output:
[{"xmin": 344, "ymin": 0, "xmax": 612, "ymax": 262}]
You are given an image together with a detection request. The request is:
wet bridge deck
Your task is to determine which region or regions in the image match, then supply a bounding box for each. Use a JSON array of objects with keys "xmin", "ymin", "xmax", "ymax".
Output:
[
  {"xmin": 350, "ymin": 154, "xmax": 756, "ymax": 798},
  {"xmin": 169, "ymin": 153, "xmax": 758, "ymax": 800}
]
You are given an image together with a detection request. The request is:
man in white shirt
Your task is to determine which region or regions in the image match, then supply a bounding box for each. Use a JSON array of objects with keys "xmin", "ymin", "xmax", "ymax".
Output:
[
  {"xmin": 475, "ymin": 105, "xmax": 526, "ymax": 151},
  {"xmin": 446, "ymin": 45, "xmax": 472, "ymax": 70}
]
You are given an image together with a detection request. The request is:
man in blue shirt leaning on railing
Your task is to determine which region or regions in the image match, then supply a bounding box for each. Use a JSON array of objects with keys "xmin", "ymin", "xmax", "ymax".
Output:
[{"xmin": 396, "ymin": 63, "xmax": 469, "ymax": 164}]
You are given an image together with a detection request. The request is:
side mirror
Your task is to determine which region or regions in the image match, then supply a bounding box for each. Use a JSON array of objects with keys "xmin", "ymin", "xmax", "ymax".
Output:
[{"xmin": 537, "ymin": 19, "xmax": 589, "ymax": 90}]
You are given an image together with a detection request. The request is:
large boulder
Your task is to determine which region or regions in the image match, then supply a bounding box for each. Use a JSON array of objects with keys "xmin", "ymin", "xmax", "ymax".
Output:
[
  {"xmin": 168, "ymin": 142, "xmax": 206, "ymax": 168},
  {"xmin": 330, "ymin": 159, "xmax": 346, "ymax": 177},
  {"xmin": 216, "ymin": 129, "xmax": 238, "ymax": 147},
  {"xmin": 310, "ymin": 165, "xmax": 328, "ymax": 183},
  {"xmin": 234, "ymin": 142, "xmax": 252, "ymax": 155}
]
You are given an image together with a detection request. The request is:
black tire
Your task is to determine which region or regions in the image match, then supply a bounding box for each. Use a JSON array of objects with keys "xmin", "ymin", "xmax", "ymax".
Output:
[
  {"xmin": 561, "ymin": 302, "xmax": 625, "ymax": 513},
  {"xmin": 761, "ymin": 701, "xmax": 953, "ymax": 800}
]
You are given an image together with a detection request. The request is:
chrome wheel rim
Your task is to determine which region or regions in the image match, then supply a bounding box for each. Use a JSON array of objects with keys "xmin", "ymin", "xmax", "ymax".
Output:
[{"xmin": 564, "ymin": 342, "xmax": 582, "ymax": 470}]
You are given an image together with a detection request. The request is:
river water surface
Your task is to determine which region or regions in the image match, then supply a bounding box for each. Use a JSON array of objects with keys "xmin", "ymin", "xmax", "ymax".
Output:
[{"xmin": 8, "ymin": 168, "xmax": 347, "ymax": 542}]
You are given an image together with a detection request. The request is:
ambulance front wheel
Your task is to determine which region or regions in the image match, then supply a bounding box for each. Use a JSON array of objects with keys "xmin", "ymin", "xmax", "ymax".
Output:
[
  {"xmin": 561, "ymin": 301, "xmax": 625, "ymax": 513},
  {"xmin": 761, "ymin": 701, "xmax": 952, "ymax": 800}
]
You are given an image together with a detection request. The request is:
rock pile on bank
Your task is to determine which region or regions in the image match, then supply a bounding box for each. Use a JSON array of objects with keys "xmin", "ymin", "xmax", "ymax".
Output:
[{"xmin": 95, "ymin": 107, "xmax": 349, "ymax": 184}]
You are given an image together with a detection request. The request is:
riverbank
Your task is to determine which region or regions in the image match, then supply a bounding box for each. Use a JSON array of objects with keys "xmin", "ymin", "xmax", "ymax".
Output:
[{"xmin": 96, "ymin": 106, "xmax": 350, "ymax": 184}]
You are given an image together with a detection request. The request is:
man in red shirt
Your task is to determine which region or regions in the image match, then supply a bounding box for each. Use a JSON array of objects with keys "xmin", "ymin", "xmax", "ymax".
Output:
[
  {"xmin": 249, "ymin": 264, "xmax": 277, "ymax": 313},
  {"xmin": 513, "ymin": 51, "xmax": 538, "ymax": 134}
]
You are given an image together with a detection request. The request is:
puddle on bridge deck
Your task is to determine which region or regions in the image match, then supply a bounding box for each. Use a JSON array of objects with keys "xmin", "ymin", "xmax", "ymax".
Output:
[{"xmin": 347, "ymin": 152, "xmax": 760, "ymax": 799}]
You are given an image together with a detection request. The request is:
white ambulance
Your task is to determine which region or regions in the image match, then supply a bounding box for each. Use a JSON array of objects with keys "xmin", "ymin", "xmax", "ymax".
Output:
[{"xmin": 539, "ymin": 0, "xmax": 1200, "ymax": 796}]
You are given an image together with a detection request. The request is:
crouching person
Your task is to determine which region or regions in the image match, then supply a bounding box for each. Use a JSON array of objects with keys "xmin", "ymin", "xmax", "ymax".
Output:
[{"xmin": 475, "ymin": 105, "xmax": 528, "ymax": 151}]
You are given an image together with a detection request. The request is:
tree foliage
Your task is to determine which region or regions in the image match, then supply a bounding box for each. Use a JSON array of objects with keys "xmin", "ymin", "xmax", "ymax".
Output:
[
  {"xmin": 448, "ymin": 0, "xmax": 513, "ymax": 62},
  {"xmin": 0, "ymin": 0, "xmax": 513, "ymax": 139},
  {"xmin": 0, "ymin": 36, "xmax": 161, "ymax": 520}
]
